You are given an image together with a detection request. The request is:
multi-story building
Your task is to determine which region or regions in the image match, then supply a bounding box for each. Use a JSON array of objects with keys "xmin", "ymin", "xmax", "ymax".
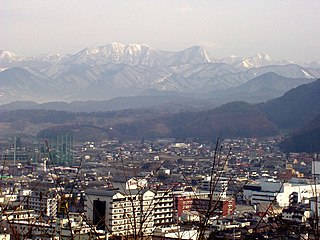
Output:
[
  {"xmin": 22, "ymin": 190, "xmax": 58, "ymax": 218},
  {"xmin": 153, "ymin": 190, "xmax": 175, "ymax": 227},
  {"xmin": 85, "ymin": 187, "xmax": 176, "ymax": 238},
  {"xmin": 200, "ymin": 176, "xmax": 229, "ymax": 198},
  {"xmin": 0, "ymin": 194, "xmax": 19, "ymax": 205},
  {"xmin": 244, "ymin": 178, "xmax": 320, "ymax": 207},
  {"xmin": 282, "ymin": 206, "xmax": 310, "ymax": 223},
  {"xmin": 85, "ymin": 189, "xmax": 156, "ymax": 237},
  {"xmin": 174, "ymin": 190, "xmax": 235, "ymax": 219}
]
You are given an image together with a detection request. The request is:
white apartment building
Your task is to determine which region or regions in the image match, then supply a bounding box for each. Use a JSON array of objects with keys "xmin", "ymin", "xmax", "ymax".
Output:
[
  {"xmin": 85, "ymin": 175, "xmax": 175, "ymax": 237},
  {"xmin": 244, "ymin": 178, "xmax": 320, "ymax": 207},
  {"xmin": 85, "ymin": 189, "xmax": 156, "ymax": 237},
  {"xmin": 22, "ymin": 190, "xmax": 58, "ymax": 218},
  {"xmin": 153, "ymin": 190, "xmax": 175, "ymax": 227},
  {"xmin": 0, "ymin": 194, "xmax": 18, "ymax": 205},
  {"xmin": 85, "ymin": 188, "xmax": 175, "ymax": 237},
  {"xmin": 282, "ymin": 206, "xmax": 310, "ymax": 223},
  {"xmin": 200, "ymin": 176, "xmax": 229, "ymax": 198}
]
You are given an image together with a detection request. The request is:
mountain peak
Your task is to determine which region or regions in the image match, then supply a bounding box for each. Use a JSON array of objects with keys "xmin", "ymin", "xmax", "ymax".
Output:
[
  {"xmin": 0, "ymin": 50, "xmax": 22, "ymax": 63},
  {"xmin": 233, "ymin": 52, "xmax": 273, "ymax": 69},
  {"xmin": 65, "ymin": 42, "xmax": 162, "ymax": 66},
  {"xmin": 174, "ymin": 45, "xmax": 212, "ymax": 64},
  {"xmin": 65, "ymin": 43, "xmax": 214, "ymax": 66},
  {"xmin": 111, "ymin": 42, "xmax": 124, "ymax": 48},
  {"xmin": 255, "ymin": 52, "xmax": 272, "ymax": 61},
  {"xmin": 0, "ymin": 50, "xmax": 16, "ymax": 58}
]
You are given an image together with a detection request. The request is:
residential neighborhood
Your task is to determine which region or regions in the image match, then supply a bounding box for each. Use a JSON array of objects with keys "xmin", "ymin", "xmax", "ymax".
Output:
[{"xmin": 0, "ymin": 136, "xmax": 319, "ymax": 239}]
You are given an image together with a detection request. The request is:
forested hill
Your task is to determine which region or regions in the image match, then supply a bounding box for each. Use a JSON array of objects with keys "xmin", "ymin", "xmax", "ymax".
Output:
[
  {"xmin": 258, "ymin": 79, "xmax": 320, "ymax": 130},
  {"xmin": 279, "ymin": 114, "xmax": 320, "ymax": 153},
  {"xmin": 0, "ymin": 79, "xmax": 319, "ymax": 151}
]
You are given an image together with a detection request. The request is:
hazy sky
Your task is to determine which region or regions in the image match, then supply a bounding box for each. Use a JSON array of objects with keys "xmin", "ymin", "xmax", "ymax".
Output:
[{"xmin": 1, "ymin": 0, "xmax": 320, "ymax": 62}]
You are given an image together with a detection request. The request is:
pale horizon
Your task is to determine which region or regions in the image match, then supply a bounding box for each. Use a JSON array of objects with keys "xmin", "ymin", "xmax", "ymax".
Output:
[{"xmin": 2, "ymin": 0, "xmax": 320, "ymax": 62}]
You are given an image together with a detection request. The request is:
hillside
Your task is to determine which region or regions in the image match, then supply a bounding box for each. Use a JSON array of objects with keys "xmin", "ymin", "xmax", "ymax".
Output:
[
  {"xmin": 0, "ymin": 79, "xmax": 319, "ymax": 144},
  {"xmin": 0, "ymin": 101, "xmax": 278, "ymax": 141},
  {"xmin": 206, "ymin": 72, "xmax": 315, "ymax": 105},
  {"xmin": 168, "ymin": 101, "xmax": 278, "ymax": 140},
  {"xmin": 258, "ymin": 79, "xmax": 320, "ymax": 130},
  {"xmin": 279, "ymin": 114, "xmax": 320, "ymax": 153},
  {"xmin": 0, "ymin": 95, "xmax": 210, "ymax": 113}
]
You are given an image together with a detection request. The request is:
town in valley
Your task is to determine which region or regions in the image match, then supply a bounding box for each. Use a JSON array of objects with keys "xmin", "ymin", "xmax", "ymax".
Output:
[{"xmin": 0, "ymin": 135, "xmax": 319, "ymax": 239}]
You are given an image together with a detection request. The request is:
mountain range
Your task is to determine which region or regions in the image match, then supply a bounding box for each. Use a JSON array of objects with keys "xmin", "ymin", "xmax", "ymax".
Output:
[
  {"xmin": 1, "ymin": 78, "xmax": 319, "ymax": 152},
  {"xmin": 1, "ymin": 43, "xmax": 320, "ymax": 105}
]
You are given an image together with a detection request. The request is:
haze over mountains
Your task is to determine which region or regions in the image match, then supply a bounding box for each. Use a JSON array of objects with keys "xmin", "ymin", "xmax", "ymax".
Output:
[
  {"xmin": 1, "ymin": 42, "xmax": 320, "ymax": 107},
  {"xmin": 0, "ymin": 78, "xmax": 320, "ymax": 153},
  {"xmin": 0, "ymin": 42, "xmax": 320, "ymax": 152}
]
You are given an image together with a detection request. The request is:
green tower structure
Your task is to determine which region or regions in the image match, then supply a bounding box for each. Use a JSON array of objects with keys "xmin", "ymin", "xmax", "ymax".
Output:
[{"xmin": 55, "ymin": 134, "xmax": 74, "ymax": 166}]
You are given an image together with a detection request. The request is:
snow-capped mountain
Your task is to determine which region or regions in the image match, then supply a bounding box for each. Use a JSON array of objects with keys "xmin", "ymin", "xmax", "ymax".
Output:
[
  {"xmin": 0, "ymin": 50, "xmax": 23, "ymax": 67},
  {"xmin": 300, "ymin": 61, "xmax": 320, "ymax": 68},
  {"xmin": 0, "ymin": 67, "xmax": 58, "ymax": 103},
  {"xmin": 203, "ymin": 72, "xmax": 317, "ymax": 105},
  {"xmin": 219, "ymin": 55, "xmax": 243, "ymax": 65},
  {"xmin": 247, "ymin": 64, "xmax": 317, "ymax": 79},
  {"xmin": 0, "ymin": 50, "xmax": 69, "ymax": 67},
  {"xmin": 65, "ymin": 42, "xmax": 165, "ymax": 66},
  {"xmin": 161, "ymin": 46, "xmax": 212, "ymax": 66},
  {"xmin": 31, "ymin": 53, "xmax": 70, "ymax": 64},
  {"xmin": 219, "ymin": 53, "xmax": 274, "ymax": 69},
  {"xmin": 233, "ymin": 53, "xmax": 274, "ymax": 69},
  {"xmin": 65, "ymin": 42, "xmax": 213, "ymax": 67},
  {"xmin": 0, "ymin": 43, "xmax": 319, "ymax": 104}
]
